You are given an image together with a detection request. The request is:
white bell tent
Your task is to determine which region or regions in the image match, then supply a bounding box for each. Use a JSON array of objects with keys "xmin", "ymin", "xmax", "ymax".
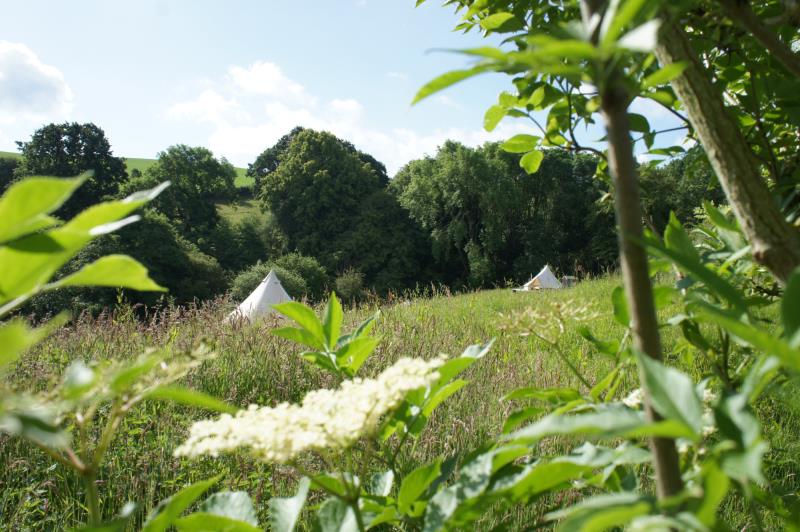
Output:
[
  {"xmin": 515, "ymin": 265, "xmax": 562, "ymax": 291},
  {"xmin": 227, "ymin": 270, "xmax": 292, "ymax": 322}
]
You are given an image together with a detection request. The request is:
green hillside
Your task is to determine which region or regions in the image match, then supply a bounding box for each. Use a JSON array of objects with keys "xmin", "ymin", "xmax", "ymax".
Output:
[
  {"xmin": 125, "ymin": 157, "xmax": 252, "ymax": 187},
  {"xmin": 0, "ymin": 151, "xmax": 253, "ymax": 188}
]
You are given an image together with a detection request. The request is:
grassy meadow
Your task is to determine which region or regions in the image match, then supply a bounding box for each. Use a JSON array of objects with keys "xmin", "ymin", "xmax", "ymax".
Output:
[
  {"xmin": 1, "ymin": 277, "xmax": 798, "ymax": 529},
  {"xmin": 0, "ymin": 150, "xmax": 253, "ymax": 188},
  {"xmin": 217, "ymin": 198, "xmax": 264, "ymax": 224}
]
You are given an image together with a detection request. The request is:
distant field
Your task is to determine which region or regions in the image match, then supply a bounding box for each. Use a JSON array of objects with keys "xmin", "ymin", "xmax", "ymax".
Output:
[
  {"xmin": 217, "ymin": 198, "xmax": 263, "ymax": 224},
  {"xmin": 125, "ymin": 157, "xmax": 252, "ymax": 187},
  {"xmin": 124, "ymin": 157, "xmax": 159, "ymax": 174},
  {"xmin": 0, "ymin": 151, "xmax": 253, "ymax": 188}
]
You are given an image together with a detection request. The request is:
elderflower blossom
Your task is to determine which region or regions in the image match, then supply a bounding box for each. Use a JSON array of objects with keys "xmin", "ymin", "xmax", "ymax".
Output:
[
  {"xmin": 622, "ymin": 388, "xmax": 644, "ymax": 409},
  {"xmin": 174, "ymin": 357, "xmax": 444, "ymax": 464}
]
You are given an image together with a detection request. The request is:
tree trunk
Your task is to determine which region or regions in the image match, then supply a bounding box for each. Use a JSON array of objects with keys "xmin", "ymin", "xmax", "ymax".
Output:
[
  {"xmin": 580, "ymin": 0, "xmax": 685, "ymax": 500},
  {"xmin": 601, "ymin": 84, "xmax": 685, "ymax": 500},
  {"xmin": 655, "ymin": 20, "xmax": 800, "ymax": 283},
  {"xmin": 717, "ymin": 0, "xmax": 800, "ymax": 79}
]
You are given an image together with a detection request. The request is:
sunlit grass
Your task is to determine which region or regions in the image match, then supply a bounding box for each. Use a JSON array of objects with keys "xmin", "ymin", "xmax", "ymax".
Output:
[{"xmin": 1, "ymin": 277, "xmax": 796, "ymax": 529}]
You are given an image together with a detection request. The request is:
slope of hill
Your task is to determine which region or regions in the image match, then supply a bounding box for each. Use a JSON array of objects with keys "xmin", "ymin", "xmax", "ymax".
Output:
[{"xmin": 0, "ymin": 151, "xmax": 253, "ymax": 188}]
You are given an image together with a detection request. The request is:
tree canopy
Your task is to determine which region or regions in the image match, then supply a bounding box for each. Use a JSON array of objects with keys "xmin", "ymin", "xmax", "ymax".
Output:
[
  {"xmin": 15, "ymin": 122, "xmax": 127, "ymax": 217},
  {"xmin": 122, "ymin": 144, "xmax": 237, "ymax": 244}
]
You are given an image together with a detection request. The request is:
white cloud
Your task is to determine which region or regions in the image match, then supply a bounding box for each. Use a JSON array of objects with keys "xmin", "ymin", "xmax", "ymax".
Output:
[
  {"xmin": 385, "ymin": 71, "xmax": 407, "ymax": 81},
  {"xmin": 436, "ymin": 95, "xmax": 463, "ymax": 110},
  {"xmin": 629, "ymin": 96, "xmax": 671, "ymax": 120},
  {"xmin": 228, "ymin": 61, "xmax": 315, "ymax": 106},
  {"xmin": 166, "ymin": 60, "xmax": 535, "ymax": 175},
  {"xmin": 0, "ymin": 41, "xmax": 73, "ymax": 123},
  {"xmin": 166, "ymin": 89, "xmax": 245, "ymax": 124}
]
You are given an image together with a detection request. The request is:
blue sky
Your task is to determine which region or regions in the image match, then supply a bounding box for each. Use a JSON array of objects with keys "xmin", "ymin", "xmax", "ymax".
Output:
[{"xmin": 0, "ymin": 1, "xmax": 683, "ymax": 174}]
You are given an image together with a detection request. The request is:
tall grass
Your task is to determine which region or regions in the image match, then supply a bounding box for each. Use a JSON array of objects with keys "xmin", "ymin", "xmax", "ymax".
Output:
[{"xmin": 1, "ymin": 277, "xmax": 797, "ymax": 529}]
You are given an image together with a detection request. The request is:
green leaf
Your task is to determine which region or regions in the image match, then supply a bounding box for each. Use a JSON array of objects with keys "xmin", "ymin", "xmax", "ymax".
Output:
[
  {"xmin": 48, "ymin": 254, "xmax": 165, "ymax": 292},
  {"xmin": 435, "ymin": 341, "xmax": 492, "ymax": 384},
  {"xmin": 422, "ymin": 446, "xmax": 527, "ymax": 531},
  {"xmin": 617, "ymin": 20, "xmax": 662, "ymax": 53},
  {"xmin": 506, "ymin": 406, "xmax": 694, "ymax": 444},
  {"xmin": 145, "ymin": 386, "xmax": 238, "ymax": 414},
  {"xmin": 316, "ymin": 497, "xmax": 358, "ymax": 532},
  {"xmin": 0, "ymin": 228, "xmax": 95, "ymax": 306},
  {"xmin": 310, "ymin": 474, "xmax": 348, "ymax": 497},
  {"xmin": 611, "ymin": 286, "xmax": 630, "ymax": 327},
  {"xmin": 65, "ymin": 181, "xmax": 169, "ymax": 233},
  {"xmin": 479, "ymin": 12, "xmax": 522, "ymax": 32},
  {"xmin": 62, "ymin": 361, "xmax": 96, "ymax": 400},
  {"xmin": 502, "ymin": 406, "xmax": 543, "ymax": 433},
  {"xmin": 694, "ymin": 305, "xmax": 800, "ymax": 371},
  {"xmin": 0, "ymin": 175, "xmax": 84, "ymax": 244},
  {"xmin": 484, "ymin": 105, "xmax": 507, "ymax": 132},
  {"xmin": 69, "ymin": 502, "xmax": 136, "ymax": 532},
  {"xmin": 520, "ymin": 150, "xmax": 544, "ymax": 174},
  {"xmin": 269, "ymin": 478, "xmax": 309, "ymax": 532},
  {"xmin": 0, "ymin": 318, "xmax": 56, "ymax": 369},
  {"xmin": 423, "ymin": 379, "xmax": 467, "ymax": 416},
  {"xmin": 0, "ymin": 183, "xmax": 167, "ymax": 307},
  {"xmin": 367, "ymin": 470, "xmax": 394, "ymax": 497},
  {"xmin": 173, "ymin": 514, "xmax": 261, "ymax": 532},
  {"xmin": 501, "ymin": 134, "xmax": 540, "ymax": 154},
  {"xmin": 322, "ymin": 293, "xmax": 343, "ymax": 349},
  {"xmin": 142, "ymin": 476, "xmax": 220, "ymax": 532},
  {"xmin": 494, "ymin": 459, "xmax": 592, "ymax": 500},
  {"xmin": 109, "ymin": 355, "xmax": 161, "ymax": 393},
  {"xmin": 635, "ymin": 351, "xmax": 703, "ymax": 438},
  {"xmin": 600, "ymin": 0, "xmax": 651, "ymax": 47},
  {"xmin": 644, "ymin": 215, "xmax": 748, "ymax": 312},
  {"xmin": 413, "ymin": 66, "xmax": 490, "ymax": 104},
  {"xmin": 198, "ymin": 491, "xmax": 258, "ymax": 526},
  {"xmin": 782, "ymin": 268, "xmax": 800, "ymax": 342},
  {"xmin": 642, "ymin": 63, "xmax": 687, "ymax": 89},
  {"xmin": 399, "ymin": 460, "xmax": 441, "ymax": 514},
  {"xmin": 0, "ymin": 402, "xmax": 69, "ymax": 448},
  {"xmin": 335, "ymin": 336, "xmax": 379, "ymax": 375},
  {"xmin": 271, "ymin": 302, "xmax": 325, "ymax": 346},
  {"xmin": 627, "ymin": 113, "xmax": 650, "ymax": 133},
  {"xmin": 503, "ymin": 386, "xmax": 581, "ymax": 403},
  {"xmin": 696, "ymin": 464, "xmax": 730, "ymax": 526},
  {"xmin": 272, "ymin": 326, "xmax": 325, "ymax": 351},
  {"xmin": 546, "ymin": 492, "xmax": 652, "ymax": 531}
]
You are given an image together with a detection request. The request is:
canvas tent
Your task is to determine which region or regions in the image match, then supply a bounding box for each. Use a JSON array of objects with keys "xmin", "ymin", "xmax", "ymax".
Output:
[
  {"xmin": 227, "ymin": 270, "xmax": 292, "ymax": 322},
  {"xmin": 514, "ymin": 265, "xmax": 562, "ymax": 291}
]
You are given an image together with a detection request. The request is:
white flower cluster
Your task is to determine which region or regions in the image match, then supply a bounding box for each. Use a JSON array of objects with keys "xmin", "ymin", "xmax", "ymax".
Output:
[
  {"xmin": 622, "ymin": 388, "xmax": 644, "ymax": 409},
  {"xmin": 174, "ymin": 357, "xmax": 444, "ymax": 464}
]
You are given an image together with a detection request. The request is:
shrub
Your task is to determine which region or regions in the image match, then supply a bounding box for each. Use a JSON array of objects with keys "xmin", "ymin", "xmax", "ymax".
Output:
[
  {"xmin": 271, "ymin": 252, "xmax": 328, "ymax": 299},
  {"xmin": 335, "ymin": 268, "xmax": 364, "ymax": 302}
]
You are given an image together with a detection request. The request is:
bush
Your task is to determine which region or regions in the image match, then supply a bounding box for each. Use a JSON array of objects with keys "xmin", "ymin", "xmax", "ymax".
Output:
[
  {"xmin": 335, "ymin": 268, "xmax": 364, "ymax": 302},
  {"xmin": 271, "ymin": 252, "xmax": 328, "ymax": 299}
]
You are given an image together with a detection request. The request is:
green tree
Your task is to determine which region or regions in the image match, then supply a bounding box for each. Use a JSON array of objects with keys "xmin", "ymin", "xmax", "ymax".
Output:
[
  {"xmin": 115, "ymin": 210, "xmax": 228, "ymax": 304},
  {"xmin": 0, "ymin": 157, "xmax": 19, "ymax": 194},
  {"xmin": 251, "ymin": 127, "xmax": 389, "ymax": 197},
  {"xmin": 395, "ymin": 141, "xmax": 613, "ymax": 286},
  {"xmin": 261, "ymin": 129, "xmax": 382, "ymax": 268},
  {"xmin": 122, "ymin": 145, "xmax": 236, "ymax": 247},
  {"xmin": 15, "ymin": 122, "xmax": 127, "ymax": 217},
  {"xmin": 248, "ymin": 126, "xmax": 305, "ymax": 195}
]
